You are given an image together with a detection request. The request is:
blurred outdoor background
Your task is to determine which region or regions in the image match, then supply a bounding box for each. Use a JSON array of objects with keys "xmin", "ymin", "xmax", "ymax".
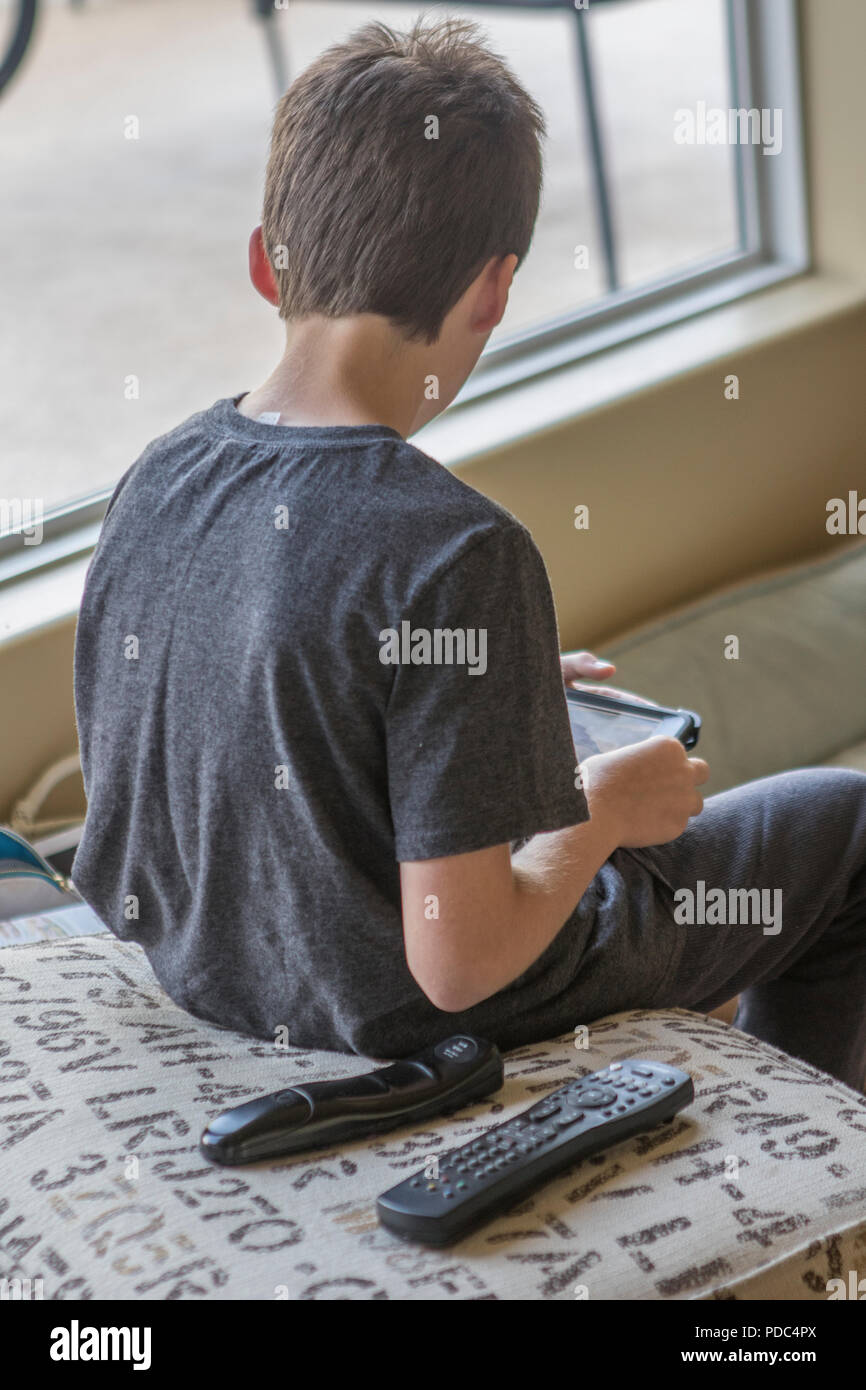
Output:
[{"xmin": 0, "ymin": 0, "xmax": 737, "ymax": 510}]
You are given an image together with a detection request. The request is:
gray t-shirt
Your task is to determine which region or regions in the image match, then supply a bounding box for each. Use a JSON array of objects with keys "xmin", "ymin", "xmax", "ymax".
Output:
[{"xmin": 73, "ymin": 395, "xmax": 589, "ymax": 1054}]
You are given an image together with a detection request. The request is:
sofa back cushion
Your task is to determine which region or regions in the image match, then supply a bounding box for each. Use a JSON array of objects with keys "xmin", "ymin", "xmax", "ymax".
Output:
[{"xmin": 601, "ymin": 540, "xmax": 866, "ymax": 792}]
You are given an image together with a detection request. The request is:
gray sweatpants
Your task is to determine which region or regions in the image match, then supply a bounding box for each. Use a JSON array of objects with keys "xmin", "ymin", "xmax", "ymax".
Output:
[
  {"xmin": 618, "ymin": 766, "xmax": 866, "ymax": 1091},
  {"xmin": 374, "ymin": 767, "xmax": 866, "ymax": 1084}
]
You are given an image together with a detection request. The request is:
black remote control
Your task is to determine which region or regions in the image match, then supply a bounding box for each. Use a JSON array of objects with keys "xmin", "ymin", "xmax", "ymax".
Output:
[
  {"xmin": 200, "ymin": 1034, "xmax": 502, "ymax": 1165},
  {"xmin": 376, "ymin": 1058, "xmax": 693, "ymax": 1245}
]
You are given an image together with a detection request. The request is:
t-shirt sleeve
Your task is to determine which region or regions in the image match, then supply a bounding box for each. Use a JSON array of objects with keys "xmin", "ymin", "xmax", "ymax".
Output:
[{"xmin": 385, "ymin": 522, "xmax": 589, "ymax": 861}]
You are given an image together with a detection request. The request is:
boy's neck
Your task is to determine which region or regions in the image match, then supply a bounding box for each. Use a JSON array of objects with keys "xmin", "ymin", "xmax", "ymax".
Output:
[{"xmin": 236, "ymin": 314, "xmax": 438, "ymax": 439}]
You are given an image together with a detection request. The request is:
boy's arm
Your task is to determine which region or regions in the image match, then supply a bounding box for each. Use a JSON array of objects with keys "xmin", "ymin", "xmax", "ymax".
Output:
[
  {"xmin": 400, "ymin": 816, "xmax": 617, "ymax": 1013},
  {"xmin": 401, "ymin": 735, "xmax": 708, "ymax": 1012}
]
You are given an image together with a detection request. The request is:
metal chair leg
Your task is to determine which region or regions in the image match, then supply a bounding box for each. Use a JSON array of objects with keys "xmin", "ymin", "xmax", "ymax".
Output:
[{"xmin": 252, "ymin": 0, "xmax": 289, "ymax": 98}]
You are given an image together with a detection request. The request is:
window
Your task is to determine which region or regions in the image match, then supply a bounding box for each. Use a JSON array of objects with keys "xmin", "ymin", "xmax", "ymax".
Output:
[
  {"xmin": 468, "ymin": 0, "xmax": 808, "ymax": 396},
  {"xmin": 0, "ymin": 0, "xmax": 807, "ymax": 553},
  {"xmin": 488, "ymin": 0, "xmax": 743, "ymax": 337}
]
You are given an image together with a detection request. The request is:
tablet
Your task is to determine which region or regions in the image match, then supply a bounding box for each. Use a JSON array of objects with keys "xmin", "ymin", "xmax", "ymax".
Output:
[{"xmin": 566, "ymin": 687, "xmax": 701, "ymax": 761}]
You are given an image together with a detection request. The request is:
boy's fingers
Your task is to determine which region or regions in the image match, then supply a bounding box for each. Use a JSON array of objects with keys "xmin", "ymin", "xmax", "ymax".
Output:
[{"xmin": 561, "ymin": 650, "xmax": 616, "ymax": 678}]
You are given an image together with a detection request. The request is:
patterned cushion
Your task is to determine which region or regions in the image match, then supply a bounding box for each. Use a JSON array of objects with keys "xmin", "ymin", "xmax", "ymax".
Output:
[{"xmin": 2, "ymin": 935, "xmax": 864, "ymax": 1301}]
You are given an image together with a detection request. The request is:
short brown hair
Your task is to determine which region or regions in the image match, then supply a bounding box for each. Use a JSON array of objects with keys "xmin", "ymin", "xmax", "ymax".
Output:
[{"xmin": 261, "ymin": 17, "xmax": 545, "ymax": 343}]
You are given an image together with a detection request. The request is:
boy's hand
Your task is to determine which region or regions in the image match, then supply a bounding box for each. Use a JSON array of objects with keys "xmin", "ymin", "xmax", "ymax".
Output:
[
  {"xmin": 560, "ymin": 649, "xmax": 654, "ymax": 706},
  {"xmin": 581, "ymin": 736, "xmax": 710, "ymax": 848},
  {"xmin": 561, "ymin": 649, "xmax": 616, "ymax": 685}
]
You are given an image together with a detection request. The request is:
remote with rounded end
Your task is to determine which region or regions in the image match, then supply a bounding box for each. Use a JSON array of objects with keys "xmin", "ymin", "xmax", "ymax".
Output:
[
  {"xmin": 376, "ymin": 1058, "xmax": 694, "ymax": 1245},
  {"xmin": 200, "ymin": 1034, "xmax": 503, "ymax": 1164}
]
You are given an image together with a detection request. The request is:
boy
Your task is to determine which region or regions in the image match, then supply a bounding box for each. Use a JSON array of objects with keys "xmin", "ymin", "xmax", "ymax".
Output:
[{"xmin": 73, "ymin": 18, "xmax": 866, "ymax": 1089}]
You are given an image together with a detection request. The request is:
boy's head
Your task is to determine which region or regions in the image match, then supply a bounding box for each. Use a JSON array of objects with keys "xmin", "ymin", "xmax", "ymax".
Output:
[{"xmin": 251, "ymin": 16, "xmax": 544, "ymax": 409}]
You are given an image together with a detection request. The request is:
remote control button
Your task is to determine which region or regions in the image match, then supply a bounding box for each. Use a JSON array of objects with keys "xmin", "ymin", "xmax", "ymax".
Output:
[
  {"xmin": 663, "ymin": 1077, "xmax": 676, "ymax": 1086},
  {"xmin": 639, "ymin": 1087, "xmax": 658, "ymax": 1097},
  {"xmin": 433, "ymin": 1036, "xmax": 479, "ymax": 1063},
  {"xmin": 570, "ymin": 1086, "xmax": 617, "ymax": 1107},
  {"xmin": 602, "ymin": 1109, "xmax": 614, "ymax": 1117},
  {"xmin": 528, "ymin": 1100, "xmax": 561, "ymax": 1122},
  {"xmin": 615, "ymin": 1104, "xmax": 629, "ymax": 1113},
  {"xmin": 631, "ymin": 1066, "xmax": 655, "ymax": 1078},
  {"xmin": 609, "ymin": 1063, "xmax": 623, "ymax": 1071}
]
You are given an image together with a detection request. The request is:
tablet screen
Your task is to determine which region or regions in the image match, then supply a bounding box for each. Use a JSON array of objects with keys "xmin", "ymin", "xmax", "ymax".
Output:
[{"xmin": 567, "ymin": 702, "xmax": 664, "ymax": 759}]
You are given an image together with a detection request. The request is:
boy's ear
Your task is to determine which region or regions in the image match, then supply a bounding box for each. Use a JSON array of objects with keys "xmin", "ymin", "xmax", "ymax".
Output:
[
  {"xmin": 469, "ymin": 254, "xmax": 518, "ymax": 335},
  {"xmin": 248, "ymin": 226, "xmax": 280, "ymax": 306}
]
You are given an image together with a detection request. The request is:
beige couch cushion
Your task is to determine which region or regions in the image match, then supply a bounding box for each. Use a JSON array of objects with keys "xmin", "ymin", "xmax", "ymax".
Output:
[
  {"xmin": 2, "ymin": 934, "xmax": 864, "ymax": 1301},
  {"xmin": 601, "ymin": 540, "xmax": 866, "ymax": 793},
  {"xmin": 824, "ymin": 739, "xmax": 866, "ymax": 774}
]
